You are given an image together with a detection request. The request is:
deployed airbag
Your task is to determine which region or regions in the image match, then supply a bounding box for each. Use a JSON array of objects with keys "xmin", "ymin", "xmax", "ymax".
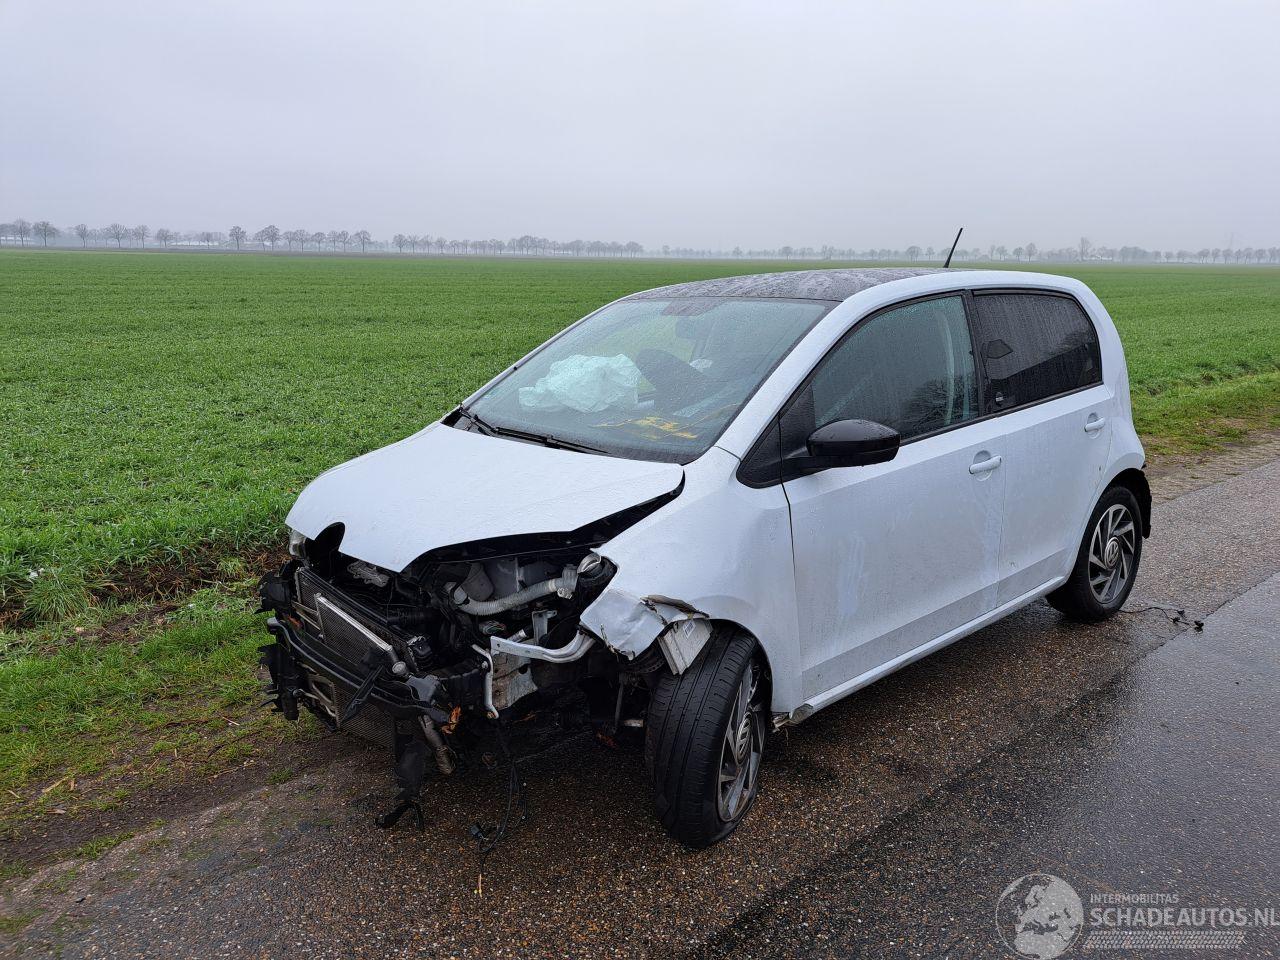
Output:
[{"xmin": 518, "ymin": 354, "xmax": 642, "ymax": 413}]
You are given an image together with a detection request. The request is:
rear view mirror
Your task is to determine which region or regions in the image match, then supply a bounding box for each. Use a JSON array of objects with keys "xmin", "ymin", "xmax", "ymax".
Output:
[{"xmin": 786, "ymin": 418, "xmax": 901, "ymax": 476}]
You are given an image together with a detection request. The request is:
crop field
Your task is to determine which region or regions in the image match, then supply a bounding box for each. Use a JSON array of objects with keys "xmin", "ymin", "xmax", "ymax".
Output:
[{"xmin": 1, "ymin": 250, "xmax": 1278, "ymax": 827}]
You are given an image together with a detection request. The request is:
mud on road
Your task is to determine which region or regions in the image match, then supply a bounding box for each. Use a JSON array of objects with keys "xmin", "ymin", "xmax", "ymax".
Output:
[{"xmin": 3, "ymin": 451, "xmax": 1278, "ymax": 959}]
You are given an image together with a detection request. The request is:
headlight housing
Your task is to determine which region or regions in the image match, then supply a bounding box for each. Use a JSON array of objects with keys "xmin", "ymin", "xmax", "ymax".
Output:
[{"xmin": 288, "ymin": 528, "xmax": 308, "ymax": 558}]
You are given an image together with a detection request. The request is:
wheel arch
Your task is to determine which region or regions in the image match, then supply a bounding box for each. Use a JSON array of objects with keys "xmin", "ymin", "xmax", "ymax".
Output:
[
  {"xmin": 643, "ymin": 617, "xmax": 777, "ymax": 711},
  {"xmin": 1107, "ymin": 467, "xmax": 1152, "ymax": 537}
]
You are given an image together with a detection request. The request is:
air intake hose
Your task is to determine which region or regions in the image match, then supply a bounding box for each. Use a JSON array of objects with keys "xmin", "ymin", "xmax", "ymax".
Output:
[{"xmin": 452, "ymin": 565, "xmax": 579, "ymax": 616}]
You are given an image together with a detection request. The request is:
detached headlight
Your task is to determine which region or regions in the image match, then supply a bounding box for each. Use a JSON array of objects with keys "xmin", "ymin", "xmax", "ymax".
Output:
[{"xmin": 288, "ymin": 528, "xmax": 308, "ymax": 558}]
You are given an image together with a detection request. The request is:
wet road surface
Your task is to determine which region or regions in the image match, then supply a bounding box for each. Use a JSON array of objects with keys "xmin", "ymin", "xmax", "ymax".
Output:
[
  {"xmin": 3, "ymin": 456, "xmax": 1278, "ymax": 959},
  {"xmin": 696, "ymin": 571, "xmax": 1280, "ymax": 959}
]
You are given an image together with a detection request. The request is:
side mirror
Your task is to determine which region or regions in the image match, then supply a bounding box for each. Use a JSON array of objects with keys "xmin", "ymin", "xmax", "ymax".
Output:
[{"xmin": 787, "ymin": 418, "xmax": 900, "ymax": 476}]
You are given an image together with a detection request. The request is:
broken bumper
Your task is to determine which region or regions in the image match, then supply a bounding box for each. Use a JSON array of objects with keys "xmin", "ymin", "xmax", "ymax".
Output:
[{"xmin": 266, "ymin": 615, "xmax": 443, "ymax": 722}]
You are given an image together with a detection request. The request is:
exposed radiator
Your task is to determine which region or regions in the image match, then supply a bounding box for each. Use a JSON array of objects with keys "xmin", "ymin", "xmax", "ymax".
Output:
[{"xmin": 294, "ymin": 567, "xmax": 397, "ymax": 671}]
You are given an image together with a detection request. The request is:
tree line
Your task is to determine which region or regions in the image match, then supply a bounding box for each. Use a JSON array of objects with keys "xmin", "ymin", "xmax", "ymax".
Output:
[
  {"xmin": 0, "ymin": 220, "xmax": 383, "ymax": 253},
  {"xmin": 2, "ymin": 217, "xmax": 1277, "ymax": 265},
  {"xmin": 0, "ymin": 218, "xmax": 646, "ymax": 258},
  {"xmin": 391, "ymin": 235, "xmax": 644, "ymax": 257}
]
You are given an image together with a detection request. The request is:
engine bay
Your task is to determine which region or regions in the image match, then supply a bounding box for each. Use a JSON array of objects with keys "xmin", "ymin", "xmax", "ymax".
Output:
[{"xmin": 257, "ymin": 502, "xmax": 670, "ymax": 831}]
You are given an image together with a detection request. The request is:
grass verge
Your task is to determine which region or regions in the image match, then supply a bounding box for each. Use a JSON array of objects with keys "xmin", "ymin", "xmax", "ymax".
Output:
[{"xmin": 0, "ymin": 580, "xmax": 305, "ymax": 836}]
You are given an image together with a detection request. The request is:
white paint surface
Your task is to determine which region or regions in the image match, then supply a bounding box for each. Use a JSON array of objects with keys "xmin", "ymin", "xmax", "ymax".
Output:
[{"xmin": 285, "ymin": 423, "xmax": 683, "ymax": 572}]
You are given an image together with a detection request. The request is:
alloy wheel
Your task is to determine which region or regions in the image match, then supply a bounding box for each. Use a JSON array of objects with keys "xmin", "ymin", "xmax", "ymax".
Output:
[
  {"xmin": 1087, "ymin": 503, "xmax": 1137, "ymax": 604},
  {"xmin": 717, "ymin": 660, "xmax": 764, "ymax": 823}
]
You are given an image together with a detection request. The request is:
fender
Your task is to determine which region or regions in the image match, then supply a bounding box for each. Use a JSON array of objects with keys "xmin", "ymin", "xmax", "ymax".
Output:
[{"xmin": 579, "ymin": 446, "xmax": 804, "ymax": 713}]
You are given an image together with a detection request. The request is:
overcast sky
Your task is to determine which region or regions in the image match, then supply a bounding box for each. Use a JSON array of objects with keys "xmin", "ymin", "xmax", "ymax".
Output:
[{"xmin": 2, "ymin": 0, "xmax": 1277, "ymax": 252}]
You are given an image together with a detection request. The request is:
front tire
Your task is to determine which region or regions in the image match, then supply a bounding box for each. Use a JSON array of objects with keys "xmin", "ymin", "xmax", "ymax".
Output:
[
  {"xmin": 645, "ymin": 628, "xmax": 766, "ymax": 848},
  {"xmin": 1048, "ymin": 485, "xmax": 1143, "ymax": 622}
]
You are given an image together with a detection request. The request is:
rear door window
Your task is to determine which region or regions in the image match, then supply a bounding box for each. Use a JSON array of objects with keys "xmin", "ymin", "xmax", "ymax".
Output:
[{"xmin": 971, "ymin": 293, "xmax": 1102, "ymax": 410}]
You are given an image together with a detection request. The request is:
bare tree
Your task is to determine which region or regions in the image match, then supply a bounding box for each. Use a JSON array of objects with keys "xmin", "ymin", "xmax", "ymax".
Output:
[
  {"xmin": 335, "ymin": 229, "xmax": 350, "ymax": 252},
  {"xmin": 106, "ymin": 222, "xmax": 128, "ymax": 247},
  {"xmin": 14, "ymin": 218, "xmax": 32, "ymax": 246},
  {"xmin": 393, "ymin": 233, "xmax": 407, "ymax": 253},
  {"xmin": 74, "ymin": 223, "xmax": 90, "ymax": 248},
  {"xmin": 353, "ymin": 229, "xmax": 371, "ymax": 252},
  {"xmin": 1025, "ymin": 242, "xmax": 1038, "ymax": 261},
  {"xmin": 1078, "ymin": 237, "xmax": 1092, "ymax": 261},
  {"xmin": 33, "ymin": 221, "xmax": 59, "ymax": 246},
  {"xmin": 229, "ymin": 225, "xmax": 247, "ymax": 250},
  {"xmin": 155, "ymin": 228, "xmax": 173, "ymax": 248},
  {"xmin": 307, "ymin": 231, "xmax": 324, "ymax": 252},
  {"xmin": 254, "ymin": 224, "xmax": 281, "ymax": 250},
  {"xmin": 133, "ymin": 224, "xmax": 149, "ymax": 248}
]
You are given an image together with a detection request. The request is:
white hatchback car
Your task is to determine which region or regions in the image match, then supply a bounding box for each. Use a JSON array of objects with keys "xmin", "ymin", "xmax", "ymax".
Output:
[{"xmin": 261, "ymin": 268, "xmax": 1150, "ymax": 846}]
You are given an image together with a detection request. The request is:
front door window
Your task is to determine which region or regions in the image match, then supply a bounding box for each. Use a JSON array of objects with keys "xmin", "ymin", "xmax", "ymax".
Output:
[{"xmin": 781, "ymin": 295, "xmax": 979, "ymax": 455}]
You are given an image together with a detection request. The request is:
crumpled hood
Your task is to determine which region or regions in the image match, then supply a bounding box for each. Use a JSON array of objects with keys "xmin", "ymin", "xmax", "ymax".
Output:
[{"xmin": 285, "ymin": 423, "xmax": 684, "ymax": 572}]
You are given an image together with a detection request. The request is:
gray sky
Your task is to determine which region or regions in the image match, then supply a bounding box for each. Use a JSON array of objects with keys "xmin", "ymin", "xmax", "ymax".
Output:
[{"xmin": 2, "ymin": 0, "xmax": 1277, "ymax": 252}]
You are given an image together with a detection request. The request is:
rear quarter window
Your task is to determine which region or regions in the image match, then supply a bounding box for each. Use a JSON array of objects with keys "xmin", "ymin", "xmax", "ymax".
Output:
[{"xmin": 972, "ymin": 292, "xmax": 1102, "ymax": 410}]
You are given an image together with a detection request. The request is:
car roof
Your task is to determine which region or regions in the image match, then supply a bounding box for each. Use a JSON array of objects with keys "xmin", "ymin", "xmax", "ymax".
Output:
[{"xmin": 622, "ymin": 267, "xmax": 953, "ymax": 303}]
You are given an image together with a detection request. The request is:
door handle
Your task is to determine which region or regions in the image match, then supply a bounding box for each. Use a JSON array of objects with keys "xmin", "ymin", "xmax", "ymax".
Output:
[
  {"xmin": 1084, "ymin": 415, "xmax": 1107, "ymax": 434},
  {"xmin": 969, "ymin": 455, "xmax": 1002, "ymax": 475}
]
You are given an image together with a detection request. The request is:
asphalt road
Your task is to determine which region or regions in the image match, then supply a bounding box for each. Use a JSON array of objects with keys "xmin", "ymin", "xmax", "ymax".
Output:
[{"xmin": 4, "ymin": 454, "xmax": 1278, "ymax": 959}]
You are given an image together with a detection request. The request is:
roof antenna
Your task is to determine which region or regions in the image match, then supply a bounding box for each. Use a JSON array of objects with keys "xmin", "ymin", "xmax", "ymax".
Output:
[{"xmin": 943, "ymin": 227, "xmax": 964, "ymax": 268}]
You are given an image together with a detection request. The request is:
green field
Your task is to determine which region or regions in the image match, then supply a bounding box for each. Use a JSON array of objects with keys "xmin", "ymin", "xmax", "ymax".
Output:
[
  {"xmin": 3, "ymin": 251, "xmax": 1279, "ymax": 622},
  {"xmin": 1, "ymin": 250, "xmax": 1278, "ymax": 827}
]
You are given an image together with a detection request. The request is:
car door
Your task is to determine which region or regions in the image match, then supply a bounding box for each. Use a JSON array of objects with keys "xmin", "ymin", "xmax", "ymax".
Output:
[
  {"xmin": 968, "ymin": 291, "xmax": 1113, "ymax": 604},
  {"xmin": 779, "ymin": 294, "xmax": 1006, "ymax": 706}
]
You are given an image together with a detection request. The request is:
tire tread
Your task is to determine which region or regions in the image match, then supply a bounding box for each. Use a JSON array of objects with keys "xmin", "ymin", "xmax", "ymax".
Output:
[{"xmin": 645, "ymin": 628, "xmax": 758, "ymax": 847}]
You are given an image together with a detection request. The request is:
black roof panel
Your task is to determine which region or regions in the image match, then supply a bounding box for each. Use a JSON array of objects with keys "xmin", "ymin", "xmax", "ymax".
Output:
[{"xmin": 623, "ymin": 267, "xmax": 951, "ymax": 302}]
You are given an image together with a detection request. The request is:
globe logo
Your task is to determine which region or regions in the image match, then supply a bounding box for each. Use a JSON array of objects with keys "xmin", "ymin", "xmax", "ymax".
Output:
[{"xmin": 996, "ymin": 873, "xmax": 1084, "ymax": 959}]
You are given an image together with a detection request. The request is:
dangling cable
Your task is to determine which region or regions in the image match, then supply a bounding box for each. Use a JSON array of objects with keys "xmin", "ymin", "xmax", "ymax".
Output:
[
  {"xmin": 470, "ymin": 720, "xmax": 528, "ymax": 895},
  {"xmin": 1121, "ymin": 603, "xmax": 1204, "ymax": 631}
]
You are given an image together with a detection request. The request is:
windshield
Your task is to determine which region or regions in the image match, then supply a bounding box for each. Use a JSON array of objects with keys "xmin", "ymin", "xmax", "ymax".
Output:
[{"xmin": 461, "ymin": 296, "xmax": 832, "ymax": 463}]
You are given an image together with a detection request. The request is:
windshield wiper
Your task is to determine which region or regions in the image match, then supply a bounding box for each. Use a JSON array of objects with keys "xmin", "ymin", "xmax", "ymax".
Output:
[
  {"xmin": 457, "ymin": 406, "xmax": 608, "ymax": 455},
  {"xmin": 533, "ymin": 433, "xmax": 608, "ymax": 455},
  {"xmin": 457, "ymin": 405, "xmax": 497, "ymax": 436}
]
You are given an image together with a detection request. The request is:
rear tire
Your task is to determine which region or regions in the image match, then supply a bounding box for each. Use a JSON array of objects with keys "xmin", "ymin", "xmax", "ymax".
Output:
[
  {"xmin": 1048, "ymin": 485, "xmax": 1143, "ymax": 622},
  {"xmin": 645, "ymin": 628, "xmax": 766, "ymax": 848}
]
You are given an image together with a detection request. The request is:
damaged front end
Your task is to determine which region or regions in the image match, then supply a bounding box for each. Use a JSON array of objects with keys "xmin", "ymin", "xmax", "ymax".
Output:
[{"xmin": 258, "ymin": 500, "xmax": 682, "ymax": 829}]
